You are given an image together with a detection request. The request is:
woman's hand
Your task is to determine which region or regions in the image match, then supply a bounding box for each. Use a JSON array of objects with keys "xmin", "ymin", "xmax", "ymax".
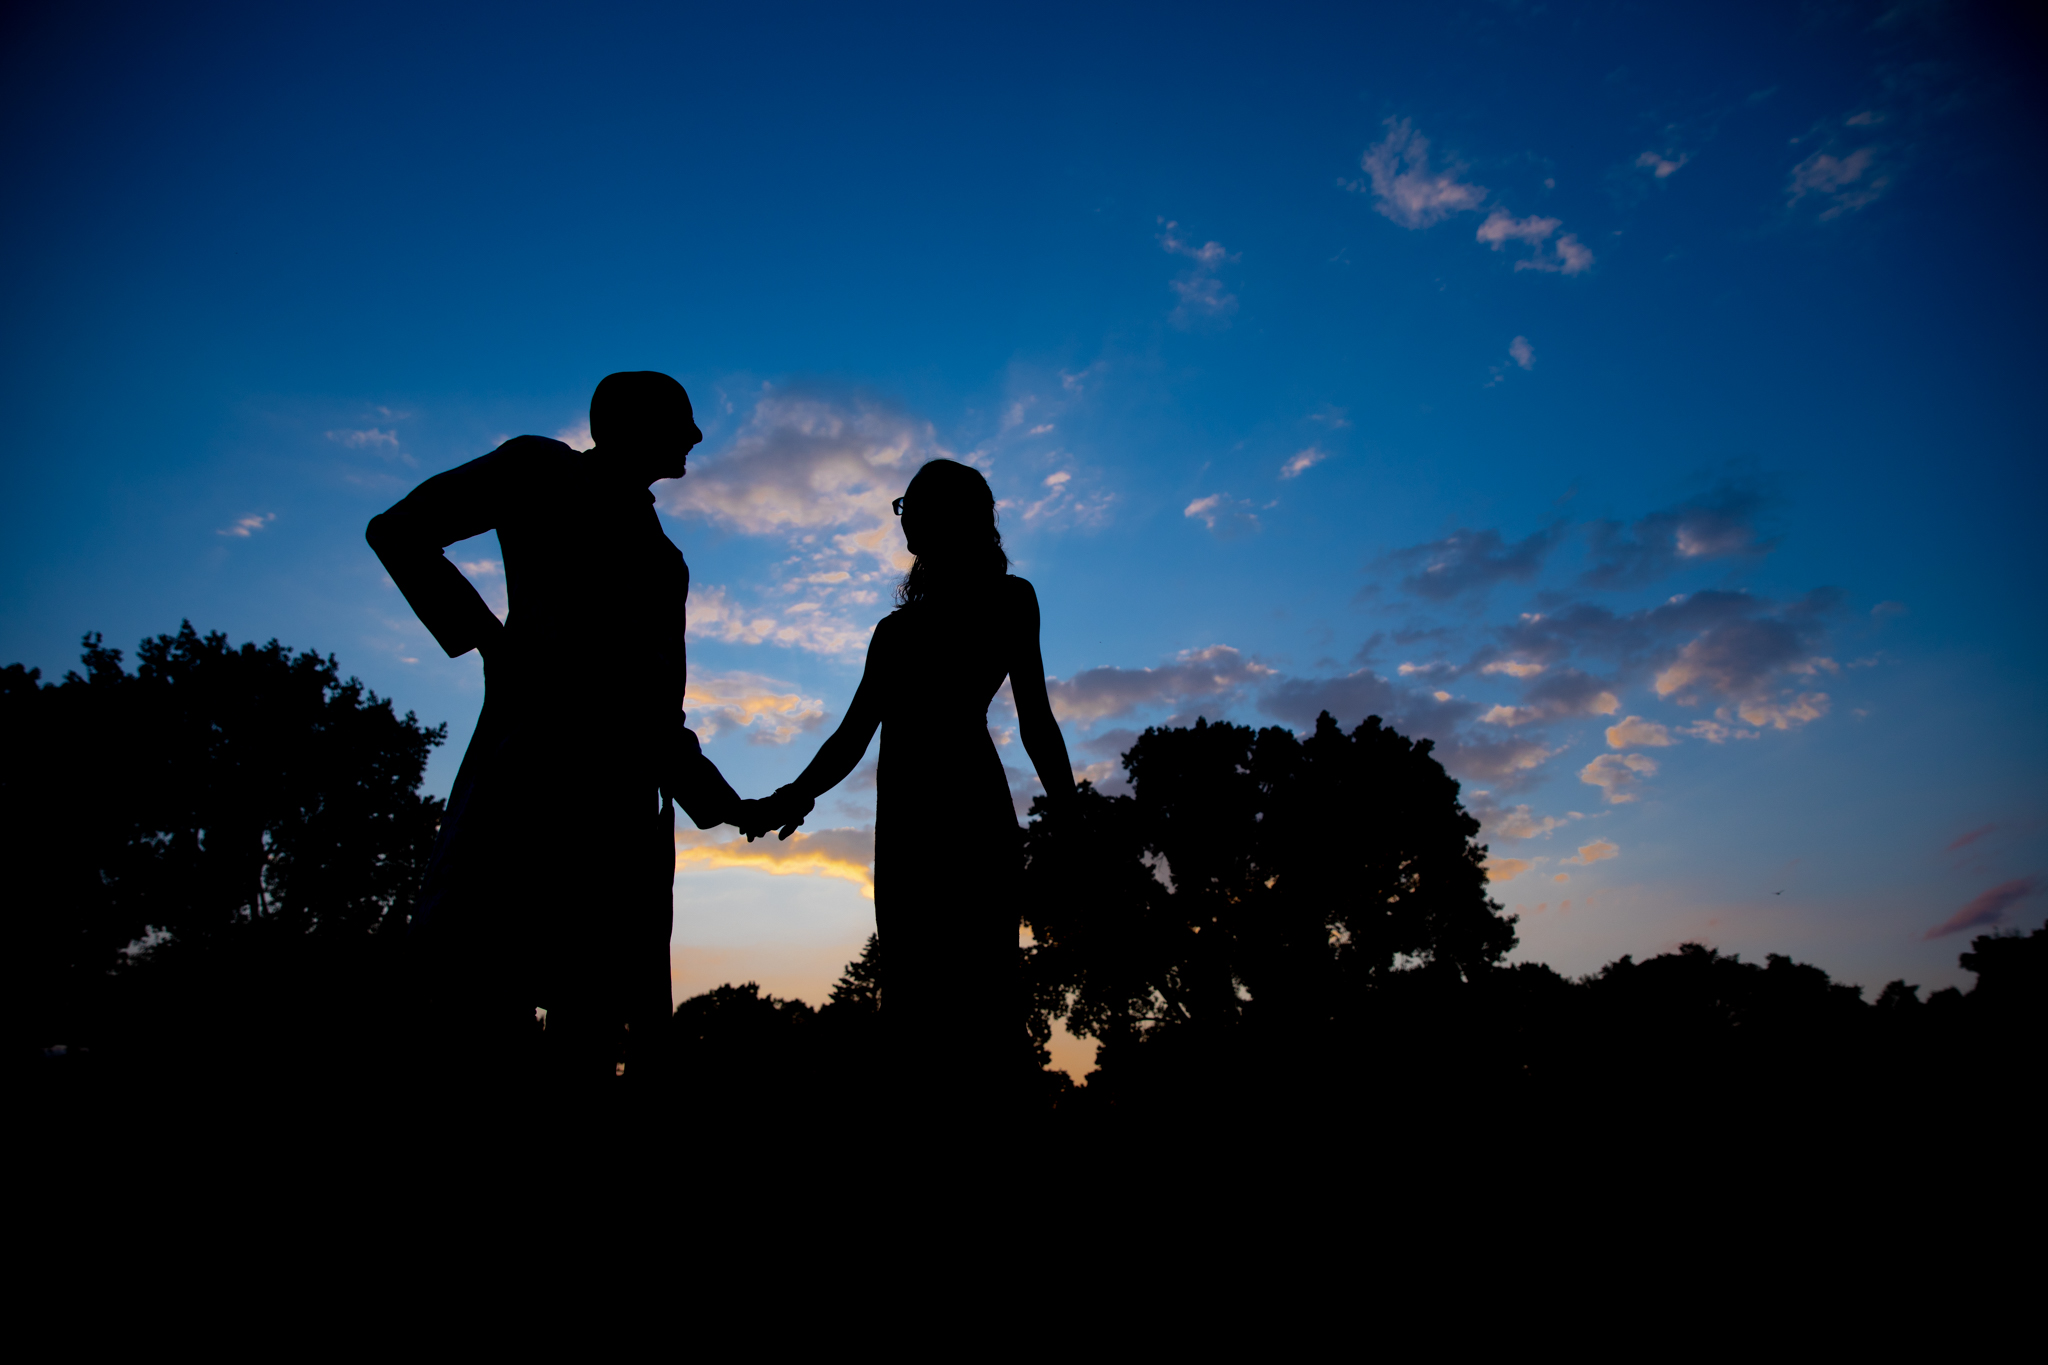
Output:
[{"xmin": 740, "ymin": 786, "xmax": 814, "ymax": 842}]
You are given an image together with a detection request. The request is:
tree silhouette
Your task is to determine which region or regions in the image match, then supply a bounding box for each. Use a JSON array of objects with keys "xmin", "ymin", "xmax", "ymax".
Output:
[
  {"xmin": 3, "ymin": 624, "xmax": 443, "ymax": 1063},
  {"xmin": 1021, "ymin": 711, "xmax": 1517, "ymax": 1096},
  {"xmin": 826, "ymin": 932, "xmax": 882, "ymax": 1015}
]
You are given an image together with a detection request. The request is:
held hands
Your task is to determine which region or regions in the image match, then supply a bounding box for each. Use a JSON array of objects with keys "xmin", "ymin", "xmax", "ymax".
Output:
[{"xmin": 738, "ymin": 785, "xmax": 814, "ymax": 842}]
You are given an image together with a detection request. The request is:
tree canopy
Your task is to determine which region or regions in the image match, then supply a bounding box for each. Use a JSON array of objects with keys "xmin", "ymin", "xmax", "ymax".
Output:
[
  {"xmin": 4, "ymin": 623, "xmax": 443, "ymax": 1052},
  {"xmin": 1019, "ymin": 712, "xmax": 1518, "ymax": 1092}
]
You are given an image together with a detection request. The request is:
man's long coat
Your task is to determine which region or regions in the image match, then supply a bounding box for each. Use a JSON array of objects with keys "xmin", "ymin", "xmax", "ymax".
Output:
[{"xmin": 368, "ymin": 435, "xmax": 735, "ymax": 1013}]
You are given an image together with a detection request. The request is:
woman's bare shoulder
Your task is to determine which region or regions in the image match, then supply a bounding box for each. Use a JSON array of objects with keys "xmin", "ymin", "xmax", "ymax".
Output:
[{"xmin": 1000, "ymin": 575, "xmax": 1043, "ymax": 630}]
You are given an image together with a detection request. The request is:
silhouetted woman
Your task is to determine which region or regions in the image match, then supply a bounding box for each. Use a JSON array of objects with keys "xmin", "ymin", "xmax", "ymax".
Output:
[{"xmin": 753, "ymin": 459, "xmax": 1074, "ymax": 1112}]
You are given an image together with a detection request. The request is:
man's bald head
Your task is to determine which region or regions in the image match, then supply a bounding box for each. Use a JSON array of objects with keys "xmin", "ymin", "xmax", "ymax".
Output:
[{"xmin": 590, "ymin": 371, "xmax": 702, "ymax": 483}]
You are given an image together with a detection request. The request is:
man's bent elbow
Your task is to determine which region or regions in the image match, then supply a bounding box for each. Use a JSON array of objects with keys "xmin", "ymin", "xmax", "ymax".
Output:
[{"xmin": 365, "ymin": 509, "xmax": 401, "ymax": 556}]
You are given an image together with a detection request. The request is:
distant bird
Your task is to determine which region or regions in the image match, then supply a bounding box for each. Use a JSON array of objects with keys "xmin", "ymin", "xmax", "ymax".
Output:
[{"xmin": 1774, "ymin": 891, "xmax": 1783, "ymax": 895}]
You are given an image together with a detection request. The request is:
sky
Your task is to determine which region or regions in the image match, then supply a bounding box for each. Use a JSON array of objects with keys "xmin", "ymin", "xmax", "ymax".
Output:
[{"xmin": 4, "ymin": 1, "xmax": 2043, "ymax": 1071}]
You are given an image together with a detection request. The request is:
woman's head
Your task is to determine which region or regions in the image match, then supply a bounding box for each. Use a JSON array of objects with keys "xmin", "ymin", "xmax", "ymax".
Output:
[{"xmin": 895, "ymin": 459, "xmax": 1008, "ymax": 604}]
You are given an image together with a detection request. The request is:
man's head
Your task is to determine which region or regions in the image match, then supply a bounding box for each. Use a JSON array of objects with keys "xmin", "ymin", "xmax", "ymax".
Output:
[{"xmin": 589, "ymin": 371, "xmax": 703, "ymax": 482}]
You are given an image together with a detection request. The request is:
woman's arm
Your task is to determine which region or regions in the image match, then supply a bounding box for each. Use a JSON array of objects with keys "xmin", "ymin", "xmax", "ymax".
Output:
[
  {"xmin": 745, "ymin": 625, "xmax": 889, "ymax": 839},
  {"xmin": 1009, "ymin": 578, "xmax": 1076, "ymax": 807},
  {"xmin": 788, "ymin": 663, "xmax": 886, "ymax": 804}
]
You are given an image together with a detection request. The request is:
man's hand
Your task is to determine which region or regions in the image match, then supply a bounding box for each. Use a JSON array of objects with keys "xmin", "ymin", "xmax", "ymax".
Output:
[
  {"xmin": 735, "ymin": 797, "xmax": 772, "ymax": 842},
  {"xmin": 477, "ymin": 617, "xmax": 516, "ymax": 677},
  {"xmin": 740, "ymin": 786, "xmax": 813, "ymax": 842}
]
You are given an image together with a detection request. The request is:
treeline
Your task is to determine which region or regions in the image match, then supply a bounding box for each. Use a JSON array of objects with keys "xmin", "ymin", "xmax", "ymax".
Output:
[
  {"xmin": 7, "ymin": 626, "xmax": 2041, "ymax": 1127},
  {"xmin": 679, "ymin": 715, "xmax": 2042, "ymax": 1125}
]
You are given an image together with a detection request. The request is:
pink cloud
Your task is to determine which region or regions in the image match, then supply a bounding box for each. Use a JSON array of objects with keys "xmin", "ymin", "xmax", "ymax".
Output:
[
  {"xmin": 1923, "ymin": 876, "xmax": 2039, "ymax": 940},
  {"xmin": 1279, "ymin": 446, "xmax": 1329, "ymax": 480},
  {"xmin": 1158, "ymin": 219, "xmax": 1238, "ymax": 326},
  {"xmin": 1945, "ymin": 824, "xmax": 1996, "ymax": 853},
  {"xmin": 1354, "ymin": 118, "xmax": 1488, "ymax": 229},
  {"xmin": 1475, "ymin": 211, "xmax": 1593, "ymax": 275},
  {"xmin": 1788, "ymin": 146, "xmax": 1888, "ymax": 219}
]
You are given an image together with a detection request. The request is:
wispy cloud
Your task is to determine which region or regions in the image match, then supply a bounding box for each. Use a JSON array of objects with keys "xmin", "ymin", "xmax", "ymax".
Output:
[
  {"xmin": 1581, "ymin": 752, "xmax": 1657, "ymax": 803},
  {"xmin": 685, "ymin": 670, "xmax": 828, "ymax": 744},
  {"xmin": 1651, "ymin": 621, "xmax": 1825, "ymax": 704},
  {"xmin": 1014, "ymin": 468, "xmax": 1113, "ymax": 527},
  {"xmin": 1563, "ymin": 840, "xmax": 1619, "ymax": 866},
  {"xmin": 1184, "ymin": 492, "xmax": 1262, "ymax": 537},
  {"xmin": 668, "ymin": 390, "xmax": 926, "ymax": 571},
  {"xmin": 1635, "ymin": 150, "xmax": 1690, "ymax": 179},
  {"xmin": 327, "ymin": 427, "xmax": 416, "ymax": 467},
  {"xmin": 1488, "ymin": 335, "xmax": 1537, "ymax": 387},
  {"xmin": 1923, "ymin": 875, "xmax": 2038, "ymax": 940},
  {"xmin": 1476, "ymin": 210, "xmax": 1560, "ymax": 251},
  {"xmin": 1479, "ymin": 670, "xmax": 1621, "ymax": 728},
  {"xmin": 1788, "ymin": 145, "xmax": 1888, "ymax": 219},
  {"xmin": 685, "ymin": 583, "xmax": 875, "ymax": 657},
  {"xmin": 1469, "ymin": 794, "xmax": 1581, "ymax": 841},
  {"xmin": 1158, "ymin": 219, "xmax": 1239, "ymax": 328},
  {"xmin": 663, "ymin": 389, "xmax": 939, "ymax": 655},
  {"xmin": 1049, "ymin": 645, "xmax": 1277, "ymax": 727},
  {"xmin": 1346, "ymin": 119, "xmax": 1589, "ymax": 275},
  {"xmin": 1679, "ymin": 719, "xmax": 1759, "ymax": 744},
  {"xmin": 1445, "ymin": 736, "xmax": 1560, "ymax": 785},
  {"xmin": 1350, "ymin": 118, "xmax": 1487, "ymax": 228},
  {"xmin": 1581, "ymin": 480, "xmax": 1776, "ymax": 588},
  {"xmin": 1476, "ymin": 210, "xmax": 1594, "ymax": 275},
  {"xmin": 1279, "ymin": 446, "xmax": 1328, "ymax": 480},
  {"xmin": 217, "ymin": 513, "xmax": 275, "ymax": 538},
  {"xmin": 1387, "ymin": 523, "xmax": 1563, "ymax": 600},
  {"xmin": 1727, "ymin": 691, "xmax": 1831, "ymax": 731},
  {"xmin": 1946, "ymin": 824, "xmax": 1996, "ymax": 853},
  {"xmin": 1491, "ymin": 588, "xmax": 1840, "ymax": 746},
  {"xmin": 555, "ymin": 420, "xmax": 594, "ymax": 451},
  {"xmin": 327, "ymin": 428, "xmax": 399, "ymax": 448}
]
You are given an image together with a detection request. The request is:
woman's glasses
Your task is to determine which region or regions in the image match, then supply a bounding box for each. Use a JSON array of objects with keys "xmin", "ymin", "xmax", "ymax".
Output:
[{"xmin": 892, "ymin": 497, "xmax": 906, "ymax": 516}]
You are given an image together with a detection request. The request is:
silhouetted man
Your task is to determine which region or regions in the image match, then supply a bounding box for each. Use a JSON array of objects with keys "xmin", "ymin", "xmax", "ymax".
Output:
[{"xmin": 368, "ymin": 371, "xmax": 739, "ymax": 1091}]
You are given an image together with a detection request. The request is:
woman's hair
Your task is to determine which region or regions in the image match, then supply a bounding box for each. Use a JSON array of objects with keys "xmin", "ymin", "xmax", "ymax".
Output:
[{"xmin": 895, "ymin": 459, "xmax": 1009, "ymax": 605}]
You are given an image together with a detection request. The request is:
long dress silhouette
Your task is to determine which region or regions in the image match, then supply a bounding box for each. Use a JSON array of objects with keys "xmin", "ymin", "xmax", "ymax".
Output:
[
  {"xmin": 760, "ymin": 459, "xmax": 1073, "ymax": 1110},
  {"xmin": 367, "ymin": 372, "xmax": 739, "ymax": 1087}
]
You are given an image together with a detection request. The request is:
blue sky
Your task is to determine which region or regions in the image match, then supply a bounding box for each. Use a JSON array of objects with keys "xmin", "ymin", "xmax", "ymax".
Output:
[{"xmin": 4, "ymin": 1, "xmax": 2043, "ymax": 1041}]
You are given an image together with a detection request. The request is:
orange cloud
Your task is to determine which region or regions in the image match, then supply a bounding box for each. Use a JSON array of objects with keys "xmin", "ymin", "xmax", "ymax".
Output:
[
  {"xmin": 1733, "ymin": 692, "xmax": 1830, "ymax": 730},
  {"xmin": 1564, "ymin": 840, "xmax": 1619, "ymax": 866},
  {"xmin": 1580, "ymin": 755, "xmax": 1656, "ymax": 804},
  {"xmin": 674, "ymin": 826, "xmax": 876, "ymax": 898},
  {"xmin": 1485, "ymin": 857, "xmax": 1536, "ymax": 883},
  {"xmin": 1605, "ymin": 716, "xmax": 1675, "ymax": 749},
  {"xmin": 684, "ymin": 670, "xmax": 827, "ymax": 744}
]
